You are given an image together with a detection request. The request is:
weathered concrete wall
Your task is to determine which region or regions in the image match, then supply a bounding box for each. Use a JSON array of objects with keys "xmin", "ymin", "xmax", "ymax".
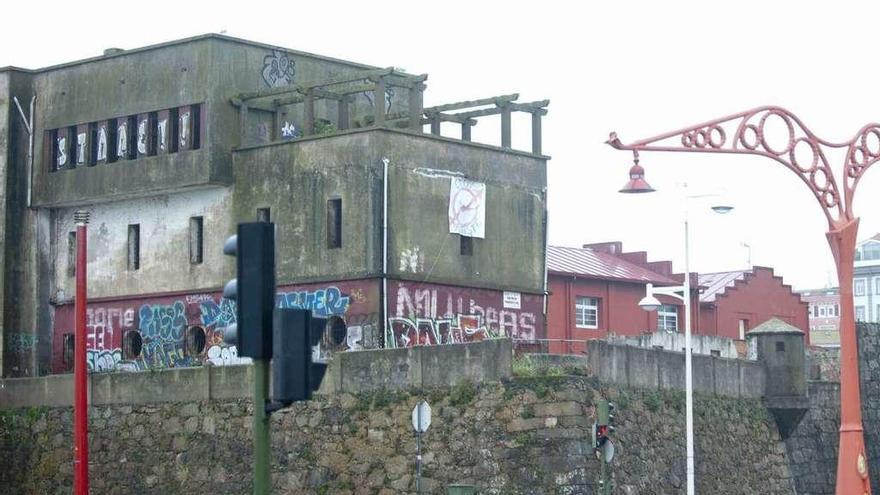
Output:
[
  {"xmin": 232, "ymin": 132, "xmax": 381, "ymax": 283},
  {"xmin": 7, "ymin": 339, "xmax": 508, "ymax": 406},
  {"xmin": 586, "ymin": 340, "xmax": 764, "ymax": 398},
  {"xmin": 0, "ymin": 375, "xmax": 795, "ymax": 494},
  {"xmin": 380, "ymin": 131, "xmax": 546, "ymax": 294},
  {"xmin": 52, "ymin": 188, "xmax": 233, "ymax": 299},
  {"xmin": 784, "ymin": 322, "xmax": 880, "ymax": 494},
  {"xmin": 29, "ymin": 35, "xmax": 382, "ymax": 207},
  {"xmin": 607, "ymin": 331, "xmax": 741, "ymax": 358}
]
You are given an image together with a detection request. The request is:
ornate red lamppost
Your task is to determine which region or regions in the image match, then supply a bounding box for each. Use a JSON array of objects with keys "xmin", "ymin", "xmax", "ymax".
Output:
[{"xmin": 607, "ymin": 106, "xmax": 875, "ymax": 495}]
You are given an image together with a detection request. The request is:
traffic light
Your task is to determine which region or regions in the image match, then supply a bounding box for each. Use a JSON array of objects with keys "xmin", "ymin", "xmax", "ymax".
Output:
[
  {"xmin": 222, "ymin": 222, "xmax": 276, "ymax": 359},
  {"xmin": 594, "ymin": 400, "xmax": 616, "ymax": 462},
  {"xmin": 272, "ymin": 309, "xmax": 346, "ymax": 404}
]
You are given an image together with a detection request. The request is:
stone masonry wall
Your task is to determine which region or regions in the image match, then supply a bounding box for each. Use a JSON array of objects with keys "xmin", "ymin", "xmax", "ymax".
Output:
[
  {"xmin": 0, "ymin": 375, "xmax": 794, "ymax": 494},
  {"xmin": 785, "ymin": 322, "xmax": 880, "ymax": 494}
]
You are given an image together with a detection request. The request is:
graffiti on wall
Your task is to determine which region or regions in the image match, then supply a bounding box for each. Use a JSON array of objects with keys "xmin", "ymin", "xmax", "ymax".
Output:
[
  {"xmin": 52, "ymin": 282, "xmax": 379, "ymax": 373},
  {"xmin": 6, "ymin": 332, "xmax": 38, "ymax": 354},
  {"xmin": 386, "ymin": 283, "xmax": 540, "ymax": 349},
  {"xmin": 262, "ymin": 50, "xmax": 296, "ymax": 87}
]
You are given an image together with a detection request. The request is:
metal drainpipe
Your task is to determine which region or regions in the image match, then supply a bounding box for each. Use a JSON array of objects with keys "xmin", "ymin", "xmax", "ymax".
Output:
[{"xmin": 382, "ymin": 157, "xmax": 389, "ymax": 347}]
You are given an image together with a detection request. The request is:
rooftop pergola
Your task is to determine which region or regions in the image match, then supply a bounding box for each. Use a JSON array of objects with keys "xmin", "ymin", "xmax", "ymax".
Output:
[{"xmin": 231, "ymin": 67, "xmax": 549, "ymax": 154}]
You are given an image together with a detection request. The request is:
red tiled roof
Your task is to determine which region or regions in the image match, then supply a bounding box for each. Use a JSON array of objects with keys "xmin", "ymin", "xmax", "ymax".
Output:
[{"xmin": 547, "ymin": 246, "xmax": 679, "ymax": 285}]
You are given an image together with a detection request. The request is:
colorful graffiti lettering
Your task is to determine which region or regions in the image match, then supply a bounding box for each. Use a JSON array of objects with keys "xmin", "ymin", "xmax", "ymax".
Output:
[
  {"xmin": 393, "ymin": 285, "xmax": 537, "ymax": 343},
  {"xmin": 200, "ymin": 298, "xmax": 236, "ymax": 330},
  {"xmin": 139, "ymin": 301, "xmax": 187, "ymax": 341},
  {"xmin": 276, "ymin": 287, "xmax": 350, "ymax": 317},
  {"xmin": 262, "ymin": 50, "xmax": 296, "ymax": 88},
  {"xmin": 206, "ymin": 345, "xmax": 250, "ymax": 366},
  {"xmin": 6, "ymin": 332, "xmax": 38, "ymax": 353},
  {"xmin": 386, "ymin": 314, "xmax": 494, "ymax": 349},
  {"xmin": 87, "ymin": 348, "xmax": 122, "ymax": 372},
  {"xmin": 87, "ymin": 307, "xmax": 135, "ymax": 351},
  {"xmin": 138, "ymin": 301, "xmax": 190, "ymax": 368}
]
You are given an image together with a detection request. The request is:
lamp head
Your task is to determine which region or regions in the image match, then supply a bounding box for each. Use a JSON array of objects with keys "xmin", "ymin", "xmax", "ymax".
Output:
[
  {"xmin": 638, "ymin": 294, "xmax": 662, "ymax": 312},
  {"xmin": 619, "ymin": 161, "xmax": 655, "ymax": 194},
  {"xmin": 711, "ymin": 203, "xmax": 734, "ymax": 214}
]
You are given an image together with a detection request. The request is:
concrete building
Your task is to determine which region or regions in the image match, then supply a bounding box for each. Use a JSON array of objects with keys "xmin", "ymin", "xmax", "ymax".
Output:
[
  {"xmin": 545, "ymin": 242, "xmax": 700, "ymax": 353},
  {"xmin": 698, "ymin": 267, "xmax": 809, "ymax": 342},
  {"xmin": 798, "ymin": 287, "xmax": 840, "ymax": 348},
  {"xmin": 0, "ymin": 34, "xmax": 550, "ymax": 377},
  {"xmin": 854, "ymin": 233, "xmax": 880, "ymax": 324}
]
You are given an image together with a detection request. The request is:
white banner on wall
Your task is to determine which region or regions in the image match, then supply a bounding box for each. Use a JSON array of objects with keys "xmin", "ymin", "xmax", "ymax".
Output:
[{"xmin": 448, "ymin": 177, "xmax": 486, "ymax": 238}]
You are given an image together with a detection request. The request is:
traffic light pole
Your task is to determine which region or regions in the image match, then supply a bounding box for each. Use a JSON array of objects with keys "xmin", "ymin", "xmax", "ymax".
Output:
[{"xmin": 253, "ymin": 358, "xmax": 271, "ymax": 494}]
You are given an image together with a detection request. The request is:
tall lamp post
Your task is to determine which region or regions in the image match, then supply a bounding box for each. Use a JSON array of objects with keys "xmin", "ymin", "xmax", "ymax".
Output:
[
  {"xmin": 607, "ymin": 105, "xmax": 876, "ymax": 494},
  {"xmin": 620, "ymin": 179, "xmax": 732, "ymax": 495}
]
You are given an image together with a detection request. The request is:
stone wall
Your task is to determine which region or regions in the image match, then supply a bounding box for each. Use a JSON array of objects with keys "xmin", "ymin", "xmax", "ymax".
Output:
[
  {"xmin": 785, "ymin": 322, "xmax": 880, "ymax": 494},
  {"xmin": 0, "ymin": 375, "xmax": 794, "ymax": 494}
]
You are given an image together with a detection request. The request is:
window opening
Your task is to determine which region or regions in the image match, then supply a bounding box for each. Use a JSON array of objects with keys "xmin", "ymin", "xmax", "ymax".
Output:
[
  {"xmin": 128, "ymin": 224, "xmax": 140, "ymax": 270},
  {"xmin": 190, "ymin": 216, "xmax": 204, "ymax": 264},
  {"xmin": 327, "ymin": 198, "xmax": 342, "ymax": 249}
]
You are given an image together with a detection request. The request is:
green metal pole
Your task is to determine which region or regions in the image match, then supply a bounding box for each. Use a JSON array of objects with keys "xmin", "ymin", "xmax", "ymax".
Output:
[{"xmin": 253, "ymin": 359, "xmax": 271, "ymax": 494}]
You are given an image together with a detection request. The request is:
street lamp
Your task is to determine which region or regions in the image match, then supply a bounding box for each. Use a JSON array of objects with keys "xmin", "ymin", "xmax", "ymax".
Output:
[
  {"xmin": 607, "ymin": 105, "xmax": 876, "ymax": 495},
  {"xmin": 621, "ymin": 177, "xmax": 732, "ymax": 495}
]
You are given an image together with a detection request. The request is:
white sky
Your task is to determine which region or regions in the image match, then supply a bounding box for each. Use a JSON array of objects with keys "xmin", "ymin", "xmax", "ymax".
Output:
[{"xmin": 3, "ymin": 0, "xmax": 879, "ymax": 290}]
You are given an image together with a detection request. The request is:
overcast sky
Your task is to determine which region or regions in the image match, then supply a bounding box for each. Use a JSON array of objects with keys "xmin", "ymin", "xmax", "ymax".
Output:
[{"xmin": 3, "ymin": 1, "xmax": 878, "ymax": 290}]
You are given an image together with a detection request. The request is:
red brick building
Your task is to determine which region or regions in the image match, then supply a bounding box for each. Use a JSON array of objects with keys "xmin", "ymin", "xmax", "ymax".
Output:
[
  {"xmin": 698, "ymin": 267, "xmax": 809, "ymax": 342},
  {"xmin": 545, "ymin": 242, "xmax": 700, "ymax": 353}
]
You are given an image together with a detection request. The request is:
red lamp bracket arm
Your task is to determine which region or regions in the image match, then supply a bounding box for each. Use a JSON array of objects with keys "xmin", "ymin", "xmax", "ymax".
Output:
[
  {"xmin": 605, "ymin": 106, "xmax": 864, "ymax": 228},
  {"xmin": 843, "ymin": 123, "xmax": 880, "ymax": 214}
]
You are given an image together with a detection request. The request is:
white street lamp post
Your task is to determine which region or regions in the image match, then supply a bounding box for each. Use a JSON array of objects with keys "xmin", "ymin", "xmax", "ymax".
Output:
[{"xmin": 633, "ymin": 186, "xmax": 733, "ymax": 495}]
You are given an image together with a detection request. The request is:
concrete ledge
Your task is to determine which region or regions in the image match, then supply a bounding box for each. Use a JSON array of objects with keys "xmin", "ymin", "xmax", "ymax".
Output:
[
  {"xmin": 0, "ymin": 339, "xmax": 513, "ymax": 409},
  {"xmin": 586, "ymin": 340, "xmax": 766, "ymax": 399}
]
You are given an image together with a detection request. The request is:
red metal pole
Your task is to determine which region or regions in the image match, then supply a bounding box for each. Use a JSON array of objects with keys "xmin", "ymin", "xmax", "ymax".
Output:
[
  {"xmin": 828, "ymin": 219, "xmax": 872, "ymax": 495},
  {"xmin": 73, "ymin": 213, "xmax": 89, "ymax": 494}
]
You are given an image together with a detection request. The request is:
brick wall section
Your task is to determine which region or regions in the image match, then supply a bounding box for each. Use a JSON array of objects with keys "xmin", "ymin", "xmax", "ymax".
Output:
[{"xmin": 0, "ymin": 376, "xmax": 794, "ymax": 494}]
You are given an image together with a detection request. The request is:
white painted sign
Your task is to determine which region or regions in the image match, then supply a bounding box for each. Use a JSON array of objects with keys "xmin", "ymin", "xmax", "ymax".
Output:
[
  {"xmin": 411, "ymin": 400, "xmax": 431, "ymax": 433},
  {"xmin": 448, "ymin": 177, "xmax": 486, "ymax": 238},
  {"xmin": 503, "ymin": 291, "xmax": 521, "ymax": 310}
]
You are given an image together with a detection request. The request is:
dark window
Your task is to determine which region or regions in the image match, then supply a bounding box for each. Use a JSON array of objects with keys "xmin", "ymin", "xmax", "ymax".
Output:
[
  {"xmin": 88, "ymin": 123, "xmax": 98, "ymax": 165},
  {"xmin": 257, "ymin": 207, "xmax": 271, "ymax": 222},
  {"xmin": 67, "ymin": 232, "xmax": 76, "ymax": 278},
  {"xmin": 192, "ymin": 104, "xmax": 202, "ymax": 150},
  {"xmin": 127, "ymin": 224, "xmax": 140, "ymax": 270},
  {"xmin": 169, "ymin": 108, "xmax": 180, "ymax": 153},
  {"xmin": 107, "ymin": 119, "xmax": 118, "ymax": 163},
  {"xmin": 62, "ymin": 333, "xmax": 75, "ymax": 370},
  {"xmin": 460, "ymin": 235, "xmax": 473, "ymax": 256},
  {"xmin": 123, "ymin": 330, "xmax": 143, "ymax": 359},
  {"xmin": 775, "ymin": 341, "xmax": 786, "ymax": 353},
  {"xmin": 185, "ymin": 326, "xmax": 207, "ymax": 356},
  {"xmin": 126, "ymin": 116, "xmax": 138, "ymax": 159},
  {"xmin": 67, "ymin": 126, "xmax": 78, "ymax": 168},
  {"xmin": 327, "ymin": 198, "xmax": 342, "ymax": 249},
  {"xmin": 147, "ymin": 112, "xmax": 158, "ymax": 156},
  {"xmin": 710, "ymin": 350, "xmax": 721, "ymax": 357},
  {"xmin": 190, "ymin": 216, "xmax": 203, "ymax": 264},
  {"xmin": 49, "ymin": 129, "xmax": 60, "ymax": 171}
]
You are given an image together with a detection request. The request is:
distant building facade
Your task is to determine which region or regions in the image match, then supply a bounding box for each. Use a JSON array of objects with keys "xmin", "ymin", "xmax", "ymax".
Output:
[
  {"xmin": 854, "ymin": 233, "xmax": 880, "ymax": 324},
  {"xmin": 545, "ymin": 242, "xmax": 700, "ymax": 353},
  {"xmin": 698, "ymin": 267, "xmax": 809, "ymax": 342},
  {"xmin": 798, "ymin": 287, "xmax": 840, "ymax": 347},
  {"xmin": 0, "ymin": 35, "xmax": 550, "ymax": 376}
]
